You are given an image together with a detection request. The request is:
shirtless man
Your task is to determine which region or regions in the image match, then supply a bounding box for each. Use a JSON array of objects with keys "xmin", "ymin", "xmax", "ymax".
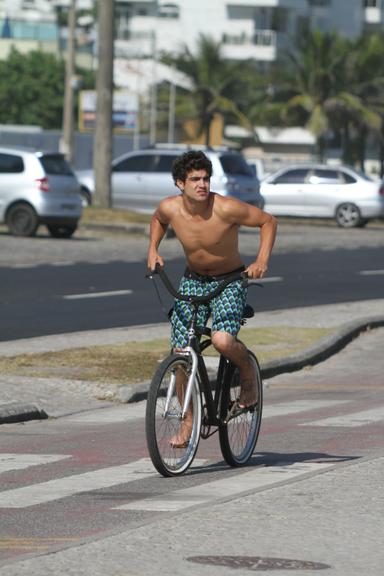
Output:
[{"xmin": 147, "ymin": 150, "xmax": 277, "ymax": 447}]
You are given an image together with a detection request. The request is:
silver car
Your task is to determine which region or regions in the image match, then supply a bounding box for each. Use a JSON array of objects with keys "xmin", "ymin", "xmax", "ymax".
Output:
[
  {"xmin": 76, "ymin": 146, "xmax": 263, "ymax": 212},
  {"xmin": 0, "ymin": 146, "xmax": 82, "ymax": 238},
  {"xmin": 260, "ymin": 164, "xmax": 384, "ymax": 228},
  {"xmin": 261, "ymin": 164, "xmax": 384, "ymax": 228}
]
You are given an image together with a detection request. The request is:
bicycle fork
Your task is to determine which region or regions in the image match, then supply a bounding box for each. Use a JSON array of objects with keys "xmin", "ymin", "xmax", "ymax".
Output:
[{"xmin": 163, "ymin": 347, "xmax": 199, "ymax": 420}]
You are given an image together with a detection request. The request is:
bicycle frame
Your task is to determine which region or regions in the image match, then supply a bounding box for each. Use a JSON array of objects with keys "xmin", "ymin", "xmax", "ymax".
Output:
[
  {"xmin": 148, "ymin": 263, "xmax": 252, "ymax": 429},
  {"xmin": 174, "ymin": 300, "xmax": 235, "ymax": 429}
]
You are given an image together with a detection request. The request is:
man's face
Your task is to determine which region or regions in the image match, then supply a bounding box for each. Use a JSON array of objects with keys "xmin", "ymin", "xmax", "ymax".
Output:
[{"xmin": 177, "ymin": 169, "xmax": 210, "ymax": 202}]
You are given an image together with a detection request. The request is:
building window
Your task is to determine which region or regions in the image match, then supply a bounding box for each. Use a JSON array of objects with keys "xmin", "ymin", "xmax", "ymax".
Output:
[
  {"xmin": 307, "ymin": 0, "xmax": 331, "ymax": 6},
  {"xmin": 364, "ymin": 0, "xmax": 380, "ymax": 7},
  {"xmin": 158, "ymin": 4, "xmax": 180, "ymax": 18}
]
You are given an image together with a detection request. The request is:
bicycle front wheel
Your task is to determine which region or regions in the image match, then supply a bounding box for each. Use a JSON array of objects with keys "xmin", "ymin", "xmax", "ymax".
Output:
[
  {"xmin": 146, "ymin": 353, "xmax": 202, "ymax": 477},
  {"xmin": 219, "ymin": 350, "xmax": 263, "ymax": 467}
]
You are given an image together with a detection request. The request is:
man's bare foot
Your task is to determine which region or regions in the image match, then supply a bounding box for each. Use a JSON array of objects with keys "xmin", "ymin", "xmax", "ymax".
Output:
[
  {"xmin": 238, "ymin": 356, "xmax": 258, "ymax": 408},
  {"xmin": 170, "ymin": 420, "xmax": 192, "ymax": 448},
  {"xmin": 238, "ymin": 379, "xmax": 258, "ymax": 408}
]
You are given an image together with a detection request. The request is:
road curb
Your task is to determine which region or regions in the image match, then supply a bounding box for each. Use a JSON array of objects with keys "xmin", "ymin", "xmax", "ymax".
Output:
[
  {"xmin": 0, "ymin": 402, "xmax": 48, "ymax": 425},
  {"xmin": 1, "ymin": 316, "xmax": 383, "ymax": 423}
]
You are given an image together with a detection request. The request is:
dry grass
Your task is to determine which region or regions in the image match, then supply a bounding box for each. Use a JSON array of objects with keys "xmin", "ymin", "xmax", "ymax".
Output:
[
  {"xmin": 0, "ymin": 326, "xmax": 331, "ymax": 387},
  {"xmin": 82, "ymin": 207, "xmax": 151, "ymax": 225}
]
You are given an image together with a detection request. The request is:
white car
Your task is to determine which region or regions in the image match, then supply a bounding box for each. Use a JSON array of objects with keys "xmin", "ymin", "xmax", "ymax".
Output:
[
  {"xmin": 0, "ymin": 146, "xmax": 82, "ymax": 237},
  {"xmin": 260, "ymin": 164, "xmax": 384, "ymax": 228}
]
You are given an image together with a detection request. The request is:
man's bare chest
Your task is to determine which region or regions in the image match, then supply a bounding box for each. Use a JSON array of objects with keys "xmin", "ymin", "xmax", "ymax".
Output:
[{"xmin": 173, "ymin": 217, "xmax": 236, "ymax": 250}]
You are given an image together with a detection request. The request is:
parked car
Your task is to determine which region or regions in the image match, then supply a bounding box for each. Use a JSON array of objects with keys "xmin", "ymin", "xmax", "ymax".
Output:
[
  {"xmin": 76, "ymin": 145, "xmax": 264, "ymax": 212},
  {"xmin": 260, "ymin": 163, "xmax": 384, "ymax": 228},
  {"xmin": 0, "ymin": 146, "xmax": 82, "ymax": 238}
]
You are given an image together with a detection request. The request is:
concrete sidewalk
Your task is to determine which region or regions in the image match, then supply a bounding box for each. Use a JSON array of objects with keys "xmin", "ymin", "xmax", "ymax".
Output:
[{"xmin": 0, "ymin": 298, "xmax": 383, "ymax": 424}]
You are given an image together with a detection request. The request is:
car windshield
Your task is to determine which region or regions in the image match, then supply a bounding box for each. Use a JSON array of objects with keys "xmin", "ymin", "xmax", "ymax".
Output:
[
  {"xmin": 40, "ymin": 154, "xmax": 74, "ymax": 176},
  {"xmin": 219, "ymin": 153, "xmax": 254, "ymax": 177}
]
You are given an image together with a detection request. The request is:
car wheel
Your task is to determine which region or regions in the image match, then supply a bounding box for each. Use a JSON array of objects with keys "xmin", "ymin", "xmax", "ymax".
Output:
[
  {"xmin": 6, "ymin": 203, "xmax": 39, "ymax": 237},
  {"xmin": 47, "ymin": 224, "xmax": 77, "ymax": 238},
  {"xmin": 335, "ymin": 203, "xmax": 363, "ymax": 228},
  {"xmin": 80, "ymin": 187, "xmax": 92, "ymax": 207}
]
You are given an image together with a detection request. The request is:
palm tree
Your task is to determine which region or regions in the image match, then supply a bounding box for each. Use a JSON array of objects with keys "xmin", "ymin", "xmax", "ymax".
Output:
[
  {"xmin": 274, "ymin": 29, "xmax": 350, "ymax": 160},
  {"xmin": 338, "ymin": 33, "xmax": 384, "ymax": 170},
  {"xmin": 272, "ymin": 29, "xmax": 384, "ymax": 167},
  {"xmin": 171, "ymin": 34, "xmax": 251, "ymax": 146}
]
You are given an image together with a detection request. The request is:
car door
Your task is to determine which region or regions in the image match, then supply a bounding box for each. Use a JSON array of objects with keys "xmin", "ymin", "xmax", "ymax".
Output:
[
  {"xmin": 305, "ymin": 168, "xmax": 346, "ymax": 216},
  {"xmin": 262, "ymin": 168, "xmax": 309, "ymax": 215},
  {"xmin": 112, "ymin": 153, "xmax": 156, "ymax": 211},
  {"xmin": 0, "ymin": 152, "xmax": 25, "ymax": 220}
]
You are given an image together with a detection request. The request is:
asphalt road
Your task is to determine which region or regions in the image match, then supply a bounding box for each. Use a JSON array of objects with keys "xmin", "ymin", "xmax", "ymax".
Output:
[{"xmin": 1, "ymin": 222, "xmax": 383, "ymax": 341}]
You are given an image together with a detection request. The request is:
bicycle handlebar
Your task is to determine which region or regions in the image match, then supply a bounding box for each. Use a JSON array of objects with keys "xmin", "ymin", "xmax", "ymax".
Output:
[{"xmin": 149, "ymin": 263, "xmax": 248, "ymax": 305}]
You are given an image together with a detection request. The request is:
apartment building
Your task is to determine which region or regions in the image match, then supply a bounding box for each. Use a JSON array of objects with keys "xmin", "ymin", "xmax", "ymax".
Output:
[
  {"xmin": 114, "ymin": 0, "xmax": 382, "ymax": 62},
  {"xmin": 0, "ymin": 0, "xmax": 93, "ymax": 61}
]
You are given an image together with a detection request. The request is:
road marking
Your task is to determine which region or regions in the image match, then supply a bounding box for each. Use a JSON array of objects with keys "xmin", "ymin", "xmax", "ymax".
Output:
[
  {"xmin": 63, "ymin": 289, "xmax": 133, "ymax": 300},
  {"xmin": 301, "ymin": 406, "xmax": 384, "ymax": 428},
  {"xmin": 0, "ymin": 458, "xmax": 157, "ymax": 508},
  {"xmin": 263, "ymin": 399, "xmax": 349, "ymax": 419},
  {"xmin": 0, "ymin": 454, "xmax": 70, "ymax": 474},
  {"xmin": 65, "ymin": 400, "xmax": 348, "ymax": 425},
  {"xmin": 359, "ymin": 269, "xmax": 384, "ymax": 276},
  {"xmin": 65, "ymin": 403, "xmax": 146, "ymax": 423},
  {"xmin": 113, "ymin": 462, "xmax": 333, "ymax": 512}
]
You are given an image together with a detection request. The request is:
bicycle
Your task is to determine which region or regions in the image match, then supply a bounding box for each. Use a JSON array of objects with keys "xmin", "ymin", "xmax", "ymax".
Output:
[{"xmin": 145, "ymin": 264, "xmax": 263, "ymax": 477}]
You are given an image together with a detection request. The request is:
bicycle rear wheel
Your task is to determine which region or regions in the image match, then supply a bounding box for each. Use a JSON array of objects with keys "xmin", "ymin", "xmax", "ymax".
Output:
[
  {"xmin": 219, "ymin": 350, "xmax": 263, "ymax": 466},
  {"xmin": 146, "ymin": 353, "xmax": 202, "ymax": 477}
]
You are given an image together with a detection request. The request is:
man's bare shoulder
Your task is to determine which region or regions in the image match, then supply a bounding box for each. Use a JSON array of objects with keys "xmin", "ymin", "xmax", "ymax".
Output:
[
  {"xmin": 213, "ymin": 193, "xmax": 270, "ymax": 227},
  {"xmin": 156, "ymin": 195, "xmax": 182, "ymax": 221},
  {"xmin": 212, "ymin": 194, "xmax": 245, "ymax": 218}
]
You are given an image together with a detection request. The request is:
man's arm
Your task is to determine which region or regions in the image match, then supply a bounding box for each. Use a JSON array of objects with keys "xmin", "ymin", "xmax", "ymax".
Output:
[
  {"xmin": 147, "ymin": 200, "xmax": 172, "ymax": 270},
  {"xmin": 220, "ymin": 197, "xmax": 277, "ymax": 279}
]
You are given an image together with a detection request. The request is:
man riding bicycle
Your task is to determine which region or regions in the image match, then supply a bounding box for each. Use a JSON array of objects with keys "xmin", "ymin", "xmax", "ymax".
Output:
[{"xmin": 147, "ymin": 150, "xmax": 277, "ymax": 447}]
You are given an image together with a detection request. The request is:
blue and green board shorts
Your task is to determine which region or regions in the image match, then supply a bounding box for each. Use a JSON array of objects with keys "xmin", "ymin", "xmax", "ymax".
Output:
[{"xmin": 171, "ymin": 270, "xmax": 248, "ymax": 349}]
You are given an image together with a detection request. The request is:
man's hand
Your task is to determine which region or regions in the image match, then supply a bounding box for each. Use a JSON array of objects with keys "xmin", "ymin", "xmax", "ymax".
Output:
[
  {"xmin": 245, "ymin": 259, "xmax": 268, "ymax": 279},
  {"xmin": 147, "ymin": 251, "xmax": 164, "ymax": 272}
]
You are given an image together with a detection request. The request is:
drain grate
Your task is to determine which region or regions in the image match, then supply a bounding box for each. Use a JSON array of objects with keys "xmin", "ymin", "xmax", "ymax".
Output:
[{"xmin": 187, "ymin": 555, "xmax": 331, "ymax": 571}]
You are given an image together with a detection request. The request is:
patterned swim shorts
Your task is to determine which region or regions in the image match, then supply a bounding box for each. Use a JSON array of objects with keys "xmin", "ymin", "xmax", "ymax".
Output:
[{"xmin": 170, "ymin": 273, "xmax": 248, "ymax": 349}]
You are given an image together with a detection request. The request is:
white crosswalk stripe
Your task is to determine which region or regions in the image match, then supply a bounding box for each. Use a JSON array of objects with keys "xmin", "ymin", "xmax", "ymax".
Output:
[
  {"xmin": 0, "ymin": 458, "xmax": 206, "ymax": 509},
  {"xmin": 65, "ymin": 399, "xmax": 349, "ymax": 424},
  {"xmin": 113, "ymin": 462, "xmax": 334, "ymax": 512},
  {"xmin": 0, "ymin": 458, "xmax": 155, "ymax": 508},
  {"xmin": 0, "ymin": 454, "xmax": 70, "ymax": 473},
  {"xmin": 263, "ymin": 399, "xmax": 349, "ymax": 418},
  {"xmin": 300, "ymin": 406, "xmax": 384, "ymax": 428}
]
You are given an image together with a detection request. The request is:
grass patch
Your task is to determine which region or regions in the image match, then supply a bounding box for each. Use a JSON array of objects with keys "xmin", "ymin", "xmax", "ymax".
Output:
[
  {"xmin": 0, "ymin": 326, "xmax": 331, "ymax": 387},
  {"xmin": 82, "ymin": 207, "xmax": 151, "ymax": 225}
]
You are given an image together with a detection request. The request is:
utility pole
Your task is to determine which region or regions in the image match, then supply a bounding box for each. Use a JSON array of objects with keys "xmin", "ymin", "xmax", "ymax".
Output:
[
  {"xmin": 168, "ymin": 65, "xmax": 176, "ymax": 144},
  {"xmin": 93, "ymin": 0, "xmax": 114, "ymax": 208},
  {"xmin": 149, "ymin": 31, "xmax": 157, "ymax": 145},
  {"xmin": 60, "ymin": 0, "xmax": 76, "ymax": 163}
]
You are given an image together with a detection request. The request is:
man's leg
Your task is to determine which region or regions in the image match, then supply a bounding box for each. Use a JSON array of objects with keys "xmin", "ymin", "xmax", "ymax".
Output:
[
  {"xmin": 211, "ymin": 331, "xmax": 257, "ymax": 407},
  {"xmin": 170, "ymin": 360, "xmax": 193, "ymax": 448}
]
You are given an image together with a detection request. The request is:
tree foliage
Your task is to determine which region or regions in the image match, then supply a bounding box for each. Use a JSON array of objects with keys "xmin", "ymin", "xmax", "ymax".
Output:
[{"xmin": 0, "ymin": 48, "xmax": 94, "ymax": 129}]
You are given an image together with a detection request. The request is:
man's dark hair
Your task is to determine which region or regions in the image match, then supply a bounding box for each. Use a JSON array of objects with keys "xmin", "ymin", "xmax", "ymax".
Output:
[{"xmin": 172, "ymin": 150, "xmax": 212, "ymax": 184}]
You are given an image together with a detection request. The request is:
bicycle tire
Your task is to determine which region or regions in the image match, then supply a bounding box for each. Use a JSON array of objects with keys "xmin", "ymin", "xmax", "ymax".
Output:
[
  {"xmin": 219, "ymin": 350, "xmax": 263, "ymax": 466},
  {"xmin": 146, "ymin": 353, "xmax": 202, "ymax": 477}
]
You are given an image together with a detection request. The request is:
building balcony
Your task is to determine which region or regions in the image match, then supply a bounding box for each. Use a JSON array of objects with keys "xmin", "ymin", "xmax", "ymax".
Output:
[{"xmin": 222, "ymin": 29, "xmax": 278, "ymax": 61}]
